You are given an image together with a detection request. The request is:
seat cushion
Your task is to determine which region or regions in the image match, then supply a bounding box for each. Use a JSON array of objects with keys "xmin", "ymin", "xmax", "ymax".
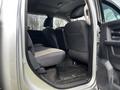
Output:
[
  {"xmin": 26, "ymin": 31, "xmax": 65, "ymax": 67},
  {"xmin": 34, "ymin": 46, "xmax": 65, "ymax": 67}
]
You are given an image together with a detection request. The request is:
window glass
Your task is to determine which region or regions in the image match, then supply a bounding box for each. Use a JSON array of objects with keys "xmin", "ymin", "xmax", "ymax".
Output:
[
  {"xmin": 27, "ymin": 14, "xmax": 68, "ymax": 30},
  {"xmin": 102, "ymin": 3, "xmax": 120, "ymax": 22},
  {"xmin": 27, "ymin": 14, "xmax": 47, "ymax": 30},
  {"xmin": 53, "ymin": 18, "xmax": 67, "ymax": 29}
]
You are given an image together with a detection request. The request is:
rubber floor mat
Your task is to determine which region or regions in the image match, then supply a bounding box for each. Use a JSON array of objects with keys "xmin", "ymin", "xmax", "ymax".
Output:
[{"xmin": 58, "ymin": 64, "xmax": 88, "ymax": 81}]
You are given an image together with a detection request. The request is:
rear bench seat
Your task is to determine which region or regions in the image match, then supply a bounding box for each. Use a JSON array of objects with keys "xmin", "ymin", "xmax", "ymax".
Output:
[{"xmin": 26, "ymin": 32, "xmax": 65, "ymax": 67}]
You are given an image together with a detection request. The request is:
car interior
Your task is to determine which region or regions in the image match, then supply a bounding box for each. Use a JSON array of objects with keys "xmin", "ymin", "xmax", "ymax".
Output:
[{"xmin": 26, "ymin": 0, "xmax": 93, "ymax": 89}]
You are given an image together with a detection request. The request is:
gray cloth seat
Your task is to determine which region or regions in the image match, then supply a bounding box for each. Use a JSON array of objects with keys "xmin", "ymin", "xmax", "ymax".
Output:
[
  {"xmin": 26, "ymin": 32, "xmax": 65, "ymax": 67},
  {"xmin": 34, "ymin": 46, "xmax": 65, "ymax": 67}
]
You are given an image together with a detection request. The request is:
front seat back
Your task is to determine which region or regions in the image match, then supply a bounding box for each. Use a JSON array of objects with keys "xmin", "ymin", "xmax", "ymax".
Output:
[{"xmin": 64, "ymin": 20, "xmax": 89, "ymax": 64}]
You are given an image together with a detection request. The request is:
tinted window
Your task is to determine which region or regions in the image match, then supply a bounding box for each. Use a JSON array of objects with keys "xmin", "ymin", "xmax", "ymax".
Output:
[{"xmin": 102, "ymin": 3, "xmax": 120, "ymax": 22}]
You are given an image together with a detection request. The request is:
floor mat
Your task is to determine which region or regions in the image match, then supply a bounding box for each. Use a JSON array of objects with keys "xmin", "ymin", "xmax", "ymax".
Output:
[
  {"xmin": 44, "ymin": 58, "xmax": 89, "ymax": 85},
  {"xmin": 55, "ymin": 59, "xmax": 89, "ymax": 85},
  {"xmin": 45, "ymin": 67, "xmax": 57, "ymax": 82},
  {"xmin": 58, "ymin": 64, "xmax": 88, "ymax": 81}
]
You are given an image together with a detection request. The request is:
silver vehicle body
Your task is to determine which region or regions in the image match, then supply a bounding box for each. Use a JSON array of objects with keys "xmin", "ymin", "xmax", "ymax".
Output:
[{"xmin": 0, "ymin": 0, "xmax": 98, "ymax": 90}]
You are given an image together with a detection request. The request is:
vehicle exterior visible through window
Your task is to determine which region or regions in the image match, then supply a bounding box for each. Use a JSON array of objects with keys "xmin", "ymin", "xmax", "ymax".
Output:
[
  {"xmin": 102, "ymin": 3, "xmax": 120, "ymax": 22},
  {"xmin": 27, "ymin": 14, "xmax": 68, "ymax": 30},
  {"xmin": 101, "ymin": 0, "xmax": 120, "ymax": 22}
]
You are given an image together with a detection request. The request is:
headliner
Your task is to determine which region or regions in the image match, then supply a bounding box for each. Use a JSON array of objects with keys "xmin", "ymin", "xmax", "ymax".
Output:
[{"xmin": 28, "ymin": 0, "xmax": 85, "ymax": 18}]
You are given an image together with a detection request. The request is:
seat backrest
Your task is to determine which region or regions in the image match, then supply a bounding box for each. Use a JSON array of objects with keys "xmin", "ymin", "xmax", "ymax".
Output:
[
  {"xmin": 28, "ymin": 30, "xmax": 49, "ymax": 45},
  {"xmin": 64, "ymin": 20, "xmax": 88, "ymax": 52},
  {"xmin": 43, "ymin": 28, "xmax": 59, "ymax": 48},
  {"xmin": 64, "ymin": 20, "xmax": 89, "ymax": 64},
  {"xmin": 43, "ymin": 16, "xmax": 59, "ymax": 48},
  {"xmin": 55, "ymin": 27, "xmax": 68, "ymax": 51}
]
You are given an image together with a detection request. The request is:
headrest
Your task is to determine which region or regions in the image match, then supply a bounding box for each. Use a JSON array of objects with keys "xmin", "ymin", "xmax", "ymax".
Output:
[
  {"xmin": 44, "ymin": 16, "xmax": 53, "ymax": 28},
  {"xmin": 70, "ymin": 6, "xmax": 84, "ymax": 19}
]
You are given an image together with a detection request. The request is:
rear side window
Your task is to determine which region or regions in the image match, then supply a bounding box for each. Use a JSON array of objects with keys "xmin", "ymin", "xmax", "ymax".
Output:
[
  {"xmin": 102, "ymin": 3, "xmax": 120, "ymax": 22},
  {"xmin": 27, "ymin": 14, "xmax": 68, "ymax": 30},
  {"xmin": 27, "ymin": 14, "xmax": 47, "ymax": 30},
  {"xmin": 53, "ymin": 17, "xmax": 67, "ymax": 29}
]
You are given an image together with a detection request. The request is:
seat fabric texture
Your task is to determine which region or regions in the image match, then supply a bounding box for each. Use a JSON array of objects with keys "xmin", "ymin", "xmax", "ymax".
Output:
[
  {"xmin": 64, "ymin": 20, "xmax": 89, "ymax": 64},
  {"xmin": 26, "ymin": 31, "xmax": 65, "ymax": 67}
]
